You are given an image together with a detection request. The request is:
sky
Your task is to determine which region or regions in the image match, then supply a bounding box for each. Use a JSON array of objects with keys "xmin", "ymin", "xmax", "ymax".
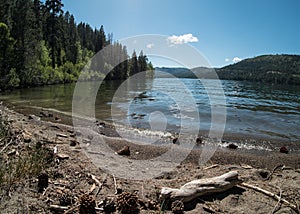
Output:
[{"xmin": 62, "ymin": 0, "xmax": 300, "ymax": 68}]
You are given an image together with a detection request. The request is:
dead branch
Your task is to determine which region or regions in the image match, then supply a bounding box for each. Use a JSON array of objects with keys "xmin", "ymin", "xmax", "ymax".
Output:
[
  {"xmin": 0, "ymin": 139, "xmax": 13, "ymax": 154},
  {"xmin": 239, "ymin": 182, "xmax": 297, "ymax": 212},
  {"xmin": 203, "ymin": 164, "xmax": 219, "ymax": 170},
  {"xmin": 160, "ymin": 171, "xmax": 242, "ymax": 203},
  {"xmin": 271, "ymin": 187, "xmax": 282, "ymax": 214}
]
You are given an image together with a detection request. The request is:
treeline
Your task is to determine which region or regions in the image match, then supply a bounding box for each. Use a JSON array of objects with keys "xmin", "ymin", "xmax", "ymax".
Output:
[
  {"xmin": 0, "ymin": 0, "xmax": 153, "ymax": 90},
  {"xmin": 217, "ymin": 54, "xmax": 300, "ymax": 85}
]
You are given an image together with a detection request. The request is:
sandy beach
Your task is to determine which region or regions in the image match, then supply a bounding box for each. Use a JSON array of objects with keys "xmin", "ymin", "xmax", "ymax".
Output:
[{"xmin": 0, "ymin": 103, "xmax": 299, "ymax": 213}]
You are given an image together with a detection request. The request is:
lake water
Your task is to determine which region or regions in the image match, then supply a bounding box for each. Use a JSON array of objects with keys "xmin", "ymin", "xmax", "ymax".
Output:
[{"xmin": 1, "ymin": 75, "xmax": 300, "ymax": 150}]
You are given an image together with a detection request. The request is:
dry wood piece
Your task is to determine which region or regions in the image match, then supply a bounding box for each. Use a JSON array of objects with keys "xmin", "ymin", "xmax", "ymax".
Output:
[
  {"xmin": 239, "ymin": 182, "xmax": 298, "ymax": 211},
  {"xmin": 160, "ymin": 171, "xmax": 242, "ymax": 203}
]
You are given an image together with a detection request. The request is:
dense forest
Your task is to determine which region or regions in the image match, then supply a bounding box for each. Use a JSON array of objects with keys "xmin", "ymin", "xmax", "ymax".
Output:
[
  {"xmin": 0, "ymin": 0, "xmax": 153, "ymax": 91},
  {"xmin": 217, "ymin": 54, "xmax": 300, "ymax": 85}
]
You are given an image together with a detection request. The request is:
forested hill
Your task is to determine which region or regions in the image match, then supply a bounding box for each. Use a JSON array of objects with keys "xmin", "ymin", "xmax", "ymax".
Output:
[
  {"xmin": 217, "ymin": 54, "xmax": 300, "ymax": 84},
  {"xmin": 157, "ymin": 55, "xmax": 300, "ymax": 85},
  {"xmin": 0, "ymin": 0, "xmax": 153, "ymax": 91}
]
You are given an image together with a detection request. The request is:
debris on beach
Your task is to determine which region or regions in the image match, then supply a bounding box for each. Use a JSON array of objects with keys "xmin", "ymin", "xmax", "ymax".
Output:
[
  {"xmin": 227, "ymin": 143, "xmax": 238, "ymax": 149},
  {"xmin": 117, "ymin": 145, "xmax": 130, "ymax": 156},
  {"xmin": 280, "ymin": 146, "xmax": 289, "ymax": 154}
]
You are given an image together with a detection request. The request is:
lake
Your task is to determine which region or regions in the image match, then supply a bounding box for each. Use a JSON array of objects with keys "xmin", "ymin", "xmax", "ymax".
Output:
[{"xmin": 1, "ymin": 75, "xmax": 300, "ymax": 151}]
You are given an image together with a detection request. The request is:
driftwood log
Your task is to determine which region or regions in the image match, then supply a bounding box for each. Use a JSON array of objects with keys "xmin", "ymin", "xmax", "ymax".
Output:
[{"xmin": 160, "ymin": 171, "xmax": 242, "ymax": 203}]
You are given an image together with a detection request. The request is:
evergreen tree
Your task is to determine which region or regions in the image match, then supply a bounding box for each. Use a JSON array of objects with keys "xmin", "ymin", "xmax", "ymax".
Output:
[{"xmin": 45, "ymin": 0, "xmax": 64, "ymax": 68}]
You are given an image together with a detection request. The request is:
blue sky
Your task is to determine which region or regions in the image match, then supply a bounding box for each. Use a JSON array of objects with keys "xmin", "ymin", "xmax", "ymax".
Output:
[{"xmin": 62, "ymin": 0, "xmax": 300, "ymax": 67}]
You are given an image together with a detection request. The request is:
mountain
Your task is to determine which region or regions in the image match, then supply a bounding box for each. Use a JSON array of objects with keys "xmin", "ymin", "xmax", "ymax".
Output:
[
  {"xmin": 217, "ymin": 54, "xmax": 300, "ymax": 84},
  {"xmin": 155, "ymin": 67, "xmax": 216, "ymax": 79},
  {"xmin": 156, "ymin": 54, "xmax": 300, "ymax": 85}
]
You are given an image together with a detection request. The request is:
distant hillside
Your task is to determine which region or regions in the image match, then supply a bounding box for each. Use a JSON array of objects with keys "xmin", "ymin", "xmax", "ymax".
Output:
[
  {"xmin": 155, "ymin": 67, "xmax": 216, "ymax": 79},
  {"xmin": 156, "ymin": 54, "xmax": 300, "ymax": 85},
  {"xmin": 217, "ymin": 54, "xmax": 300, "ymax": 84}
]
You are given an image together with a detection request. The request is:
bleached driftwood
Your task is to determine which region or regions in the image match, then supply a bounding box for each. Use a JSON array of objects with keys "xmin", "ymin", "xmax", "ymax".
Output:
[{"xmin": 160, "ymin": 171, "xmax": 241, "ymax": 203}]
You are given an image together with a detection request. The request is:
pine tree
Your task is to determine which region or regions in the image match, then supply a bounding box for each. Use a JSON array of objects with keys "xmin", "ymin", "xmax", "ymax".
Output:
[{"xmin": 45, "ymin": 0, "xmax": 64, "ymax": 68}]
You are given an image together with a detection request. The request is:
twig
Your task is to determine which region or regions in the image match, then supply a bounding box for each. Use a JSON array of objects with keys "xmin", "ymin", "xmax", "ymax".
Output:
[
  {"xmin": 239, "ymin": 183, "xmax": 297, "ymax": 211},
  {"xmin": 113, "ymin": 174, "xmax": 118, "ymax": 195},
  {"xmin": 203, "ymin": 164, "xmax": 219, "ymax": 170},
  {"xmin": 96, "ymin": 175, "xmax": 107, "ymax": 197},
  {"xmin": 0, "ymin": 139, "xmax": 13, "ymax": 153},
  {"xmin": 271, "ymin": 187, "xmax": 282, "ymax": 214},
  {"xmin": 265, "ymin": 164, "xmax": 284, "ymax": 180}
]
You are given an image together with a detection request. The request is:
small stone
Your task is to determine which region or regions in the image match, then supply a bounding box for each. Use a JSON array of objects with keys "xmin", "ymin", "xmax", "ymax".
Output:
[
  {"xmin": 172, "ymin": 137, "xmax": 179, "ymax": 144},
  {"xmin": 280, "ymin": 146, "xmax": 289, "ymax": 154},
  {"xmin": 55, "ymin": 116, "xmax": 61, "ymax": 121},
  {"xmin": 70, "ymin": 140, "xmax": 77, "ymax": 147},
  {"xmin": 196, "ymin": 137, "xmax": 203, "ymax": 145},
  {"xmin": 227, "ymin": 143, "xmax": 238, "ymax": 149},
  {"xmin": 117, "ymin": 146, "xmax": 130, "ymax": 156}
]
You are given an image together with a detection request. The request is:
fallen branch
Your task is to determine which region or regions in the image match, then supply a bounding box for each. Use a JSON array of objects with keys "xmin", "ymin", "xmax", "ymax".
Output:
[
  {"xmin": 160, "ymin": 171, "xmax": 242, "ymax": 203},
  {"xmin": 0, "ymin": 139, "xmax": 13, "ymax": 154},
  {"xmin": 239, "ymin": 182, "xmax": 298, "ymax": 212},
  {"xmin": 203, "ymin": 164, "xmax": 219, "ymax": 170},
  {"xmin": 271, "ymin": 187, "xmax": 282, "ymax": 214}
]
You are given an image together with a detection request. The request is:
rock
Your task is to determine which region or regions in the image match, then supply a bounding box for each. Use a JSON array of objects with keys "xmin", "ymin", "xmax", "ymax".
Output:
[
  {"xmin": 117, "ymin": 146, "xmax": 130, "ymax": 156},
  {"xmin": 227, "ymin": 143, "xmax": 238, "ymax": 149},
  {"xmin": 196, "ymin": 137, "xmax": 203, "ymax": 145},
  {"xmin": 280, "ymin": 146, "xmax": 289, "ymax": 154},
  {"xmin": 55, "ymin": 116, "xmax": 61, "ymax": 121},
  {"xmin": 48, "ymin": 113, "xmax": 53, "ymax": 118},
  {"xmin": 172, "ymin": 137, "xmax": 179, "ymax": 144},
  {"xmin": 70, "ymin": 140, "xmax": 77, "ymax": 147}
]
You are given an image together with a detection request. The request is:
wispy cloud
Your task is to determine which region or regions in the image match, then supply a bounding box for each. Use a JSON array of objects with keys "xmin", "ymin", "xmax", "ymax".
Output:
[
  {"xmin": 167, "ymin": 33, "xmax": 199, "ymax": 45},
  {"xmin": 146, "ymin": 43, "xmax": 154, "ymax": 49},
  {"xmin": 233, "ymin": 57, "xmax": 242, "ymax": 63},
  {"xmin": 225, "ymin": 58, "xmax": 230, "ymax": 62}
]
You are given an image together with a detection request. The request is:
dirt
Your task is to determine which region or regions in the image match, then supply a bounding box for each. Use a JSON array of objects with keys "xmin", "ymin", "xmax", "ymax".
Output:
[{"xmin": 0, "ymin": 104, "xmax": 299, "ymax": 214}]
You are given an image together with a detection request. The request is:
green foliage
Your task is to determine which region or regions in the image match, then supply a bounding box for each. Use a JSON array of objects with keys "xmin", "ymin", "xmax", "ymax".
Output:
[
  {"xmin": 0, "ymin": 0, "xmax": 153, "ymax": 91},
  {"xmin": 218, "ymin": 54, "xmax": 300, "ymax": 85},
  {"xmin": 7, "ymin": 68, "xmax": 20, "ymax": 89}
]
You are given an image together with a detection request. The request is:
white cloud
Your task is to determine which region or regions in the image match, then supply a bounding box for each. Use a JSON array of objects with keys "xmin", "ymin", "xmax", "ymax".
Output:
[
  {"xmin": 146, "ymin": 43, "xmax": 154, "ymax": 49},
  {"xmin": 233, "ymin": 57, "xmax": 242, "ymax": 63},
  {"xmin": 225, "ymin": 58, "xmax": 230, "ymax": 62},
  {"xmin": 167, "ymin": 33, "xmax": 199, "ymax": 45}
]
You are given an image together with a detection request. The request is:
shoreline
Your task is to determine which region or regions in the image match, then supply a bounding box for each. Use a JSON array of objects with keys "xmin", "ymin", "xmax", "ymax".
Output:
[
  {"xmin": 3, "ymin": 100, "xmax": 300, "ymax": 154},
  {"xmin": 1, "ymin": 102, "xmax": 299, "ymax": 170}
]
